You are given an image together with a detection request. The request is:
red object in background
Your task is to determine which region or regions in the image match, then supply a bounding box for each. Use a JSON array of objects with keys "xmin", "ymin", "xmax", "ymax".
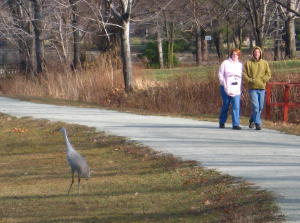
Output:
[{"xmin": 265, "ymin": 82, "xmax": 300, "ymax": 122}]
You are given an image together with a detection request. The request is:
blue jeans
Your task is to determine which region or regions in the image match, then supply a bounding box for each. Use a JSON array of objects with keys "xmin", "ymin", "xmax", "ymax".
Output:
[
  {"xmin": 219, "ymin": 86, "xmax": 240, "ymax": 127},
  {"xmin": 249, "ymin": 89, "xmax": 265, "ymax": 125}
]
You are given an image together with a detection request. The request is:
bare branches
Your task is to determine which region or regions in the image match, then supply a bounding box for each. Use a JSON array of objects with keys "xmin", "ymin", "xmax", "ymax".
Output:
[{"xmin": 271, "ymin": 0, "xmax": 300, "ymax": 17}]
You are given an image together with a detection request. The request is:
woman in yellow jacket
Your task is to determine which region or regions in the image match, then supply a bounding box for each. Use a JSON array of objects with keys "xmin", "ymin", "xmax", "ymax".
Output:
[{"xmin": 243, "ymin": 46, "xmax": 271, "ymax": 130}]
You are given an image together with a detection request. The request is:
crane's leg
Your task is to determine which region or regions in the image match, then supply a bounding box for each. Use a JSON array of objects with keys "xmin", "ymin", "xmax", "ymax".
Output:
[
  {"xmin": 67, "ymin": 171, "xmax": 74, "ymax": 195},
  {"xmin": 77, "ymin": 174, "xmax": 81, "ymax": 195}
]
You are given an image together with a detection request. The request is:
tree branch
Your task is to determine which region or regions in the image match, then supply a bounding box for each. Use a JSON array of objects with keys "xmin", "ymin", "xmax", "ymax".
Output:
[
  {"xmin": 105, "ymin": 0, "xmax": 122, "ymax": 20},
  {"xmin": 271, "ymin": 0, "xmax": 300, "ymax": 17}
]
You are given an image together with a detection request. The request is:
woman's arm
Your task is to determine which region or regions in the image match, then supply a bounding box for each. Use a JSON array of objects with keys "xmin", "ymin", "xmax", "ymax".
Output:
[{"xmin": 218, "ymin": 61, "xmax": 226, "ymax": 86}]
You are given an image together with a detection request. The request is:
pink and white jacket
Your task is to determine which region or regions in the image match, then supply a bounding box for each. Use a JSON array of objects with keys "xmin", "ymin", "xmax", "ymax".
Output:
[{"xmin": 218, "ymin": 58, "xmax": 243, "ymax": 97}]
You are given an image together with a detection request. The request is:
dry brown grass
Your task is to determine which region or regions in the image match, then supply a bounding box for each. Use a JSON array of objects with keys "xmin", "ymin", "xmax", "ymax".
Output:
[
  {"xmin": 0, "ymin": 114, "xmax": 283, "ymax": 223},
  {"xmin": 0, "ymin": 57, "xmax": 299, "ymax": 126},
  {"xmin": 0, "ymin": 51, "xmax": 125, "ymax": 105}
]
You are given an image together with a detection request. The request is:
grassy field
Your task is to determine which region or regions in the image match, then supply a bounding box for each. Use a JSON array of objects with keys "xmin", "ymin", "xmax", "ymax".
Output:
[
  {"xmin": 144, "ymin": 60, "xmax": 300, "ymax": 82},
  {"xmin": 269, "ymin": 59, "xmax": 300, "ymax": 70},
  {"xmin": 0, "ymin": 113, "xmax": 283, "ymax": 223},
  {"xmin": 143, "ymin": 66, "xmax": 218, "ymax": 81}
]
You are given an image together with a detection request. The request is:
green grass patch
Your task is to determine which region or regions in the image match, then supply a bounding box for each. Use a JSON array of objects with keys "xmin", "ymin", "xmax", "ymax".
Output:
[
  {"xmin": 0, "ymin": 113, "xmax": 283, "ymax": 222},
  {"xmin": 144, "ymin": 66, "xmax": 218, "ymax": 81},
  {"xmin": 143, "ymin": 60, "xmax": 300, "ymax": 82},
  {"xmin": 269, "ymin": 60, "xmax": 300, "ymax": 75},
  {"xmin": 270, "ymin": 59, "xmax": 300, "ymax": 69}
]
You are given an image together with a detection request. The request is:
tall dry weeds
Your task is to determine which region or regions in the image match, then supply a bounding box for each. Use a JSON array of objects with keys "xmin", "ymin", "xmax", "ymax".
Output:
[{"xmin": 0, "ymin": 52, "xmax": 124, "ymax": 105}]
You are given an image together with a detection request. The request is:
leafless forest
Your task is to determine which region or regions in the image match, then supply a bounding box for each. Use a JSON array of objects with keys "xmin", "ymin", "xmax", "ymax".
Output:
[{"xmin": 0, "ymin": 0, "xmax": 299, "ymax": 90}]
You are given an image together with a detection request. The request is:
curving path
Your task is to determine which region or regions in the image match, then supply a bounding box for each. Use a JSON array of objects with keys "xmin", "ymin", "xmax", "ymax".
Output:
[{"xmin": 0, "ymin": 96, "xmax": 299, "ymax": 222}]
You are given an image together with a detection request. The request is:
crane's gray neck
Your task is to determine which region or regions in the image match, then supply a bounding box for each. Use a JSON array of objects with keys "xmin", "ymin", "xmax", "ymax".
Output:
[{"xmin": 62, "ymin": 129, "xmax": 73, "ymax": 151}]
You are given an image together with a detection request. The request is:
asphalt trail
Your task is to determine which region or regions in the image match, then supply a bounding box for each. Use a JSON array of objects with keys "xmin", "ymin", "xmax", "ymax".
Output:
[{"xmin": 0, "ymin": 96, "xmax": 299, "ymax": 222}]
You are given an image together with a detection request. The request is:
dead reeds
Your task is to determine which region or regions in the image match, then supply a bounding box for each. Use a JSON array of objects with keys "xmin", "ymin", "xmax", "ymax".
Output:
[{"xmin": 0, "ymin": 57, "xmax": 299, "ymax": 123}]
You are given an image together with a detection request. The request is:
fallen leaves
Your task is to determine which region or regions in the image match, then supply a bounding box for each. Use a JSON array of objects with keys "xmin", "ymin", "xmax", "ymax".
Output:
[
  {"xmin": 11, "ymin": 127, "xmax": 29, "ymax": 133},
  {"xmin": 204, "ymin": 200, "xmax": 212, "ymax": 206}
]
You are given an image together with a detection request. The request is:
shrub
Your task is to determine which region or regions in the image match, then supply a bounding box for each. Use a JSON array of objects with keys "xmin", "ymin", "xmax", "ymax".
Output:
[{"xmin": 140, "ymin": 39, "xmax": 190, "ymax": 68}]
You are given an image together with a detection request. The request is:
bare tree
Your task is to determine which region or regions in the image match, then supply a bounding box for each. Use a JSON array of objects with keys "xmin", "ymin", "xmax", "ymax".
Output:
[
  {"xmin": 195, "ymin": 26, "xmax": 201, "ymax": 65},
  {"xmin": 31, "ymin": 0, "xmax": 45, "ymax": 73},
  {"xmin": 106, "ymin": 0, "xmax": 134, "ymax": 92},
  {"xmin": 285, "ymin": 0, "xmax": 297, "ymax": 58},
  {"xmin": 49, "ymin": 4, "xmax": 72, "ymax": 65},
  {"xmin": 238, "ymin": 0, "xmax": 275, "ymax": 48},
  {"xmin": 273, "ymin": 5, "xmax": 282, "ymax": 60},
  {"xmin": 270, "ymin": 0, "xmax": 300, "ymax": 59},
  {"xmin": 272, "ymin": 0, "xmax": 300, "ymax": 16},
  {"xmin": 162, "ymin": 10, "xmax": 175, "ymax": 67},
  {"xmin": 184, "ymin": 0, "xmax": 211, "ymax": 64},
  {"xmin": 2, "ymin": 0, "xmax": 116, "ymax": 73},
  {"xmin": 278, "ymin": 0, "xmax": 300, "ymax": 58},
  {"xmin": 189, "ymin": 0, "xmax": 206, "ymax": 65},
  {"xmin": 3, "ymin": 0, "xmax": 46, "ymax": 74},
  {"xmin": 69, "ymin": 0, "xmax": 81, "ymax": 70},
  {"xmin": 6, "ymin": 0, "xmax": 34, "ymax": 74},
  {"xmin": 156, "ymin": 19, "xmax": 164, "ymax": 68},
  {"xmin": 134, "ymin": 0, "xmax": 184, "ymax": 68},
  {"xmin": 47, "ymin": 0, "xmax": 103, "ymax": 69}
]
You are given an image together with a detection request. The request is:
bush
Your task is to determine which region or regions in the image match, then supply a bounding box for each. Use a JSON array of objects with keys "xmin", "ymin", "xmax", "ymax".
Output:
[{"xmin": 140, "ymin": 39, "xmax": 190, "ymax": 68}]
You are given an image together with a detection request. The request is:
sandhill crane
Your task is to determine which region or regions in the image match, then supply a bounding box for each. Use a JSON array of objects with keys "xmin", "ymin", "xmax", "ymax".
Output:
[{"xmin": 59, "ymin": 127, "xmax": 90, "ymax": 195}]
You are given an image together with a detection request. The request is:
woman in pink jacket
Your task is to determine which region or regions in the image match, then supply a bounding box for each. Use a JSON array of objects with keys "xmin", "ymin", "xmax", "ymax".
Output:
[{"xmin": 218, "ymin": 49, "xmax": 243, "ymax": 130}]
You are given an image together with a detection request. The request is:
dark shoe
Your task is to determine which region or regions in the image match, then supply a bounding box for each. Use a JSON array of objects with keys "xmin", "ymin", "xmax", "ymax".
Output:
[
  {"xmin": 232, "ymin": 126, "xmax": 242, "ymax": 130},
  {"xmin": 219, "ymin": 123, "xmax": 225, "ymax": 128},
  {"xmin": 249, "ymin": 119, "xmax": 255, "ymax": 129},
  {"xmin": 255, "ymin": 124, "xmax": 262, "ymax": 130}
]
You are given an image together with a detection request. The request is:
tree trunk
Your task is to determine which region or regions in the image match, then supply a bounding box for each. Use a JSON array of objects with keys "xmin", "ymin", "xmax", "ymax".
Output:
[
  {"xmin": 195, "ymin": 27, "xmax": 201, "ymax": 66},
  {"xmin": 285, "ymin": 20, "xmax": 290, "ymax": 57},
  {"xmin": 286, "ymin": 0, "xmax": 296, "ymax": 59},
  {"xmin": 106, "ymin": 0, "xmax": 134, "ymax": 92},
  {"xmin": 200, "ymin": 28, "xmax": 208, "ymax": 62},
  {"xmin": 255, "ymin": 28, "xmax": 264, "ymax": 48},
  {"xmin": 233, "ymin": 37, "xmax": 238, "ymax": 49},
  {"xmin": 233, "ymin": 24, "xmax": 243, "ymax": 49},
  {"xmin": 31, "ymin": 0, "xmax": 44, "ymax": 74},
  {"xmin": 274, "ymin": 39, "xmax": 281, "ymax": 61},
  {"xmin": 163, "ymin": 12, "xmax": 175, "ymax": 68},
  {"xmin": 69, "ymin": 0, "xmax": 81, "ymax": 70},
  {"xmin": 274, "ymin": 7, "xmax": 281, "ymax": 61},
  {"xmin": 19, "ymin": 41, "xmax": 34, "ymax": 75},
  {"xmin": 156, "ymin": 21, "xmax": 164, "ymax": 68},
  {"xmin": 58, "ymin": 16, "xmax": 69, "ymax": 64},
  {"xmin": 226, "ymin": 22, "xmax": 230, "ymax": 54},
  {"xmin": 167, "ymin": 22, "xmax": 175, "ymax": 68},
  {"xmin": 213, "ymin": 30, "xmax": 224, "ymax": 62},
  {"xmin": 238, "ymin": 27, "xmax": 243, "ymax": 49},
  {"xmin": 249, "ymin": 35, "xmax": 253, "ymax": 50},
  {"xmin": 121, "ymin": 21, "xmax": 133, "ymax": 92}
]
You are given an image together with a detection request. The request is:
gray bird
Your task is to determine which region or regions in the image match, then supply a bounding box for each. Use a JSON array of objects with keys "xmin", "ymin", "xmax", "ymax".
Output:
[{"xmin": 59, "ymin": 127, "xmax": 90, "ymax": 195}]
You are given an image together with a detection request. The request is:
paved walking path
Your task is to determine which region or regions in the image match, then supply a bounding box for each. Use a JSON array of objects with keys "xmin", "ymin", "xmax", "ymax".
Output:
[{"xmin": 0, "ymin": 96, "xmax": 300, "ymax": 222}]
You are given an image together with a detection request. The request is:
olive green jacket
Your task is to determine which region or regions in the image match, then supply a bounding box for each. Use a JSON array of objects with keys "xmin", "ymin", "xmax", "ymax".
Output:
[{"xmin": 243, "ymin": 47, "xmax": 271, "ymax": 90}]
